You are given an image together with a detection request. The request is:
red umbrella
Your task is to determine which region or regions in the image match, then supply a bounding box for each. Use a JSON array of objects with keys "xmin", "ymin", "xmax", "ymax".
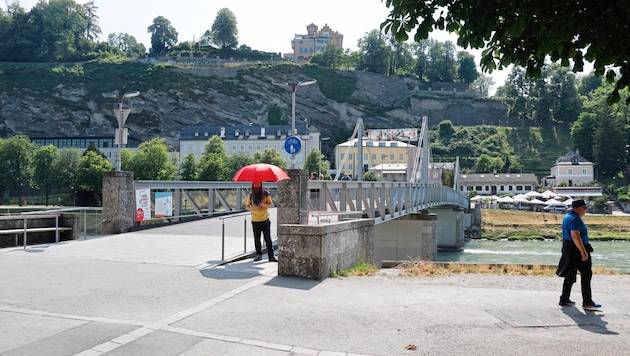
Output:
[{"xmin": 232, "ymin": 163, "xmax": 291, "ymax": 183}]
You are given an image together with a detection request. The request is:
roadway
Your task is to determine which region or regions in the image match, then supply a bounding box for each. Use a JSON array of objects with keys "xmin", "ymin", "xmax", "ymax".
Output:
[{"xmin": 1, "ymin": 208, "xmax": 629, "ymax": 355}]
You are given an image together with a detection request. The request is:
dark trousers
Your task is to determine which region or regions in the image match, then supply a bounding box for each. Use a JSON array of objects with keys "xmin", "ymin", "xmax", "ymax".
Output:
[
  {"xmin": 561, "ymin": 253, "xmax": 593, "ymax": 304},
  {"xmin": 252, "ymin": 219, "xmax": 273, "ymax": 258}
]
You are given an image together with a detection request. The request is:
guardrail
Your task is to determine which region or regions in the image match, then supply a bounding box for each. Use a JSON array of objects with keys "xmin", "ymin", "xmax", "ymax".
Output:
[
  {"xmin": 306, "ymin": 181, "xmax": 469, "ymax": 223},
  {"xmin": 0, "ymin": 214, "xmax": 71, "ymax": 249},
  {"xmin": 21, "ymin": 207, "xmax": 103, "ymax": 239},
  {"xmin": 132, "ymin": 180, "xmax": 468, "ymax": 226}
]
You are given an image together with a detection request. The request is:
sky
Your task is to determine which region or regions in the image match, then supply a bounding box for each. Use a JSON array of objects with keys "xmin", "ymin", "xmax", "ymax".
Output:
[{"xmin": 6, "ymin": 0, "xmax": 511, "ymax": 91}]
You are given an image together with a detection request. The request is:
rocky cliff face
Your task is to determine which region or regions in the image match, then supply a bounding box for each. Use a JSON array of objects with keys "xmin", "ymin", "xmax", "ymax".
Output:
[{"xmin": 0, "ymin": 62, "xmax": 513, "ymax": 148}]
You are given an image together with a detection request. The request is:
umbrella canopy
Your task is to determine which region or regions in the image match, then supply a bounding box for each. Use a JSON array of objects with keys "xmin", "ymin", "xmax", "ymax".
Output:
[
  {"xmin": 528, "ymin": 198, "xmax": 546, "ymax": 205},
  {"xmin": 525, "ymin": 190, "xmax": 542, "ymax": 198},
  {"xmin": 232, "ymin": 163, "xmax": 290, "ymax": 183},
  {"xmin": 544, "ymin": 198, "xmax": 563, "ymax": 205},
  {"xmin": 497, "ymin": 196, "xmax": 514, "ymax": 203},
  {"xmin": 513, "ymin": 196, "xmax": 530, "ymax": 203},
  {"xmin": 541, "ymin": 190, "xmax": 558, "ymax": 199},
  {"xmin": 470, "ymin": 195, "xmax": 484, "ymax": 201}
]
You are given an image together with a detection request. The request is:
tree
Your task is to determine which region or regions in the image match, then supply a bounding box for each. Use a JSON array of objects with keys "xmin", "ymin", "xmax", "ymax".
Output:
[
  {"xmin": 107, "ymin": 33, "xmax": 146, "ymax": 57},
  {"xmin": 227, "ymin": 152, "xmax": 255, "ymax": 179},
  {"xmin": 357, "ymin": 29, "xmax": 391, "ymax": 75},
  {"xmin": 82, "ymin": 1, "xmax": 101, "ymax": 41},
  {"xmin": 470, "ymin": 74, "xmax": 494, "ymax": 96},
  {"xmin": 302, "ymin": 148, "xmax": 329, "ymax": 176},
  {"xmin": 147, "ymin": 16, "xmax": 178, "ymax": 55},
  {"xmin": 425, "ymin": 40, "xmax": 457, "ymax": 82},
  {"xmin": 129, "ymin": 138, "xmax": 176, "ymax": 180},
  {"xmin": 32, "ymin": 145, "xmax": 60, "ymax": 206},
  {"xmin": 57, "ymin": 147, "xmax": 82, "ymax": 201},
  {"xmin": 387, "ymin": 34, "xmax": 414, "ymax": 76},
  {"xmin": 0, "ymin": 135, "xmax": 35, "ymax": 205},
  {"xmin": 310, "ymin": 43, "xmax": 344, "ymax": 69},
  {"xmin": 457, "ymin": 51, "xmax": 479, "ymax": 84},
  {"xmin": 381, "ymin": 0, "xmax": 630, "ymax": 104},
  {"xmin": 75, "ymin": 150, "xmax": 112, "ymax": 194},
  {"xmin": 179, "ymin": 152, "xmax": 198, "ymax": 181},
  {"xmin": 475, "ymin": 154, "xmax": 492, "ymax": 173},
  {"xmin": 253, "ymin": 148, "xmax": 288, "ymax": 170},
  {"xmin": 210, "ymin": 8, "xmax": 238, "ymax": 49},
  {"xmin": 197, "ymin": 136, "xmax": 229, "ymax": 181}
]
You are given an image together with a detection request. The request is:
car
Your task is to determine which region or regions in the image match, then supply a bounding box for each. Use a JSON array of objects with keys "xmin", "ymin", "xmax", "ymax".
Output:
[{"xmin": 543, "ymin": 204, "xmax": 567, "ymax": 213}]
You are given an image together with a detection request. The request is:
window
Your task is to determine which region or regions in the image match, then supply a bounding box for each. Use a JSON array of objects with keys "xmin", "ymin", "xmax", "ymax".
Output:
[
  {"xmin": 508, "ymin": 186, "xmax": 513, "ymax": 191},
  {"xmin": 372, "ymin": 154, "xmax": 376, "ymax": 160},
  {"xmin": 349, "ymin": 153, "xmax": 353, "ymax": 159},
  {"xmin": 485, "ymin": 186, "xmax": 489, "ymax": 191},
  {"xmin": 391, "ymin": 142, "xmax": 398, "ymax": 147},
  {"xmin": 341, "ymin": 154, "xmax": 345, "ymax": 159},
  {"xmin": 390, "ymin": 154, "xmax": 394, "ymax": 160},
  {"xmin": 568, "ymin": 168, "xmax": 573, "ymax": 175},
  {"xmin": 366, "ymin": 142, "xmax": 374, "ymax": 147},
  {"xmin": 378, "ymin": 143, "xmax": 386, "ymax": 147},
  {"xmin": 525, "ymin": 185, "xmax": 532, "ymax": 191},
  {"xmin": 516, "ymin": 185, "xmax": 523, "ymax": 190},
  {"xmin": 582, "ymin": 168, "xmax": 587, "ymax": 174},
  {"xmin": 475, "ymin": 186, "xmax": 482, "ymax": 191},
  {"xmin": 363, "ymin": 154, "xmax": 368, "ymax": 160},
  {"xmin": 500, "ymin": 185, "xmax": 505, "ymax": 191},
  {"xmin": 399, "ymin": 154, "xmax": 404, "ymax": 160}
]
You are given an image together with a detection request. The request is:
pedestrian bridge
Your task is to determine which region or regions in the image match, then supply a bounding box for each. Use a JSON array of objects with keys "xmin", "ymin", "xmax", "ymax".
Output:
[{"xmin": 133, "ymin": 180, "xmax": 469, "ymax": 225}]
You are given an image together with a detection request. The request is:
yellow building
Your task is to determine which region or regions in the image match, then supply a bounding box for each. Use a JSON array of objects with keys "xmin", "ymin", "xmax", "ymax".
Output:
[
  {"xmin": 334, "ymin": 139, "xmax": 416, "ymax": 180},
  {"xmin": 284, "ymin": 23, "xmax": 343, "ymax": 63}
]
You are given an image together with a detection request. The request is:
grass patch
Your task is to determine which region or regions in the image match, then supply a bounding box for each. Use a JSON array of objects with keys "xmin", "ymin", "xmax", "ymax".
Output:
[
  {"xmin": 329, "ymin": 262, "xmax": 379, "ymax": 278},
  {"xmin": 396, "ymin": 262, "xmax": 620, "ymax": 276},
  {"xmin": 481, "ymin": 210, "xmax": 630, "ymax": 241}
]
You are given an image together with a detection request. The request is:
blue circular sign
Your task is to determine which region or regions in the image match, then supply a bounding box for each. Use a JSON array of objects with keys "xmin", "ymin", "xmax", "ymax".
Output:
[{"xmin": 284, "ymin": 136, "xmax": 302, "ymax": 155}]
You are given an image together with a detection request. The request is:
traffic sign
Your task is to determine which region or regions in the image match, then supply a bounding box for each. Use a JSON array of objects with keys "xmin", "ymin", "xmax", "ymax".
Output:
[{"xmin": 284, "ymin": 136, "xmax": 302, "ymax": 155}]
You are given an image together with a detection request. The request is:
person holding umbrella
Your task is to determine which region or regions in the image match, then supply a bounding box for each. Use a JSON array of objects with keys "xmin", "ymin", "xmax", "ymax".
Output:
[
  {"xmin": 233, "ymin": 163, "xmax": 289, "ymax": 262},
  {"xmin": 246, "ymin": 181, "xmax": 277, "ymax": 262}
]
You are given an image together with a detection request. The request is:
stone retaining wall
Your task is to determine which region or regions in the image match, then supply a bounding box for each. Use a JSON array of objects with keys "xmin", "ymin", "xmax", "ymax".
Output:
[{"xmin": 277, "ymin": 219, "xmax": 375, "ymax": 280}]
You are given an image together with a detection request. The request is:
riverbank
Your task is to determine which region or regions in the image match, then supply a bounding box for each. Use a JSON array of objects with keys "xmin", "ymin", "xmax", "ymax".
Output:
[{"xmin": 480, "ymin": 210, "xmax": 630, "ymax": 241}]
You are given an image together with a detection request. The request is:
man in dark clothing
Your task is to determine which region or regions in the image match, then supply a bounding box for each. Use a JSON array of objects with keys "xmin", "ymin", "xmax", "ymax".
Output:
[{"xmin": 556, "ymin": 199, "xmax": 601, "ymax": 310}]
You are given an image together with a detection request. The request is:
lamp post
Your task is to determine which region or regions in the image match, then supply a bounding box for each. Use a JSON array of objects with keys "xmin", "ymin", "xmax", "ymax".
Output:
[
  {"xmin": 107, "ymin": 91, "xmax": 140, "ymax": 170},
  {"xmin": 318, "ymin": 137, "xmax": 330, "ymax": 177},
  {"xmin": 272, "ymin": 79, "xmax": 317, "ymax": 168}
]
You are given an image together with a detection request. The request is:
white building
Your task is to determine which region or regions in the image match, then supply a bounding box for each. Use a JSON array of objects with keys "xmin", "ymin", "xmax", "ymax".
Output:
[
  {"xmin": 178, "ymin": 124, "xmax": 320, "ymax": 165},
  {"xmin": 459, "ymin": 173, "xmax": 538, "ymax": 196},
  {"xmin": 545, "ymin": 150, "xmax": 595, "ymax": 187}
]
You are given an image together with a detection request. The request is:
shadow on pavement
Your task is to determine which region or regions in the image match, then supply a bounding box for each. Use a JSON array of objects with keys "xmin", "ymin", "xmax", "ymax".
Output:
[{"xmin": 562, "ymin": 307, "xmax": 620, "ymax": 335}]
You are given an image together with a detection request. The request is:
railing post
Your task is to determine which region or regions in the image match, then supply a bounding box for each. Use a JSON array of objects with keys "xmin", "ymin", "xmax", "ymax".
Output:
[
  {"xmin": 221, "ymin": 219, "xmax": 225, "ymax": 261},
  {"xmin": 55, "ymin": 215, "xmax": 60, "ymax": 244},
  {"xmin": 23, "ymin": 217, "xmax": 27, "ymax": 249},
  {"xmin": 83, "ymin": 209, "xmax": 87, "ymax": 239},
  {"xmin": 244, "ymin": 215, "xmax": 247, "ymax": 254}
]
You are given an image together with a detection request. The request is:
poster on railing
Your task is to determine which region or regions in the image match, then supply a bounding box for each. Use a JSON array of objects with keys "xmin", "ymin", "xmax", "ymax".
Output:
[
  {"xmin": 155, "ymin": 192, "xmax": 173, "ymax": 218},
  {"xmin": 135, "ymin": 188, "xmax": 151, "ymax": 222}
]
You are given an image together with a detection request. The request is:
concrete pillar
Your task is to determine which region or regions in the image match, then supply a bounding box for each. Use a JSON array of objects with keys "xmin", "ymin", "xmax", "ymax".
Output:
[
  {"xmin": 373, "ymin": 212, "xmax": 437, "ymax": 265},
  {"xmin": 277, "ymin": 169, "xmax": 308, "ymax": 225},
  {"xmin": 432, "ymin": 207, "xmax": 465, "ymax": 250},
  {"xmin": 102, "ymin": 171, "xmax": 134, "ymax": 234}
]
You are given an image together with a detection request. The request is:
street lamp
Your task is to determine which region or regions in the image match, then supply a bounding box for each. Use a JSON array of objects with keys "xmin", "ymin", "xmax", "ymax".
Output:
[
  {"xmin": 106, "ymin": 91, "xmax": 140, "ymax": 170},
  {"xmin": 319, "ymin": 137, "xmax": 331, "ymax": 177},
  {"xmin": 272, "ymin": 79, "xmax": 317, "ymax": 168}
]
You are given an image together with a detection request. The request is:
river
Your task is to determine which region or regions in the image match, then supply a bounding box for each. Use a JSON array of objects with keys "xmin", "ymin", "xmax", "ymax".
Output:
[{"xmin": 437, "ymin": 240, "xmax": 630, "ymax": 274}]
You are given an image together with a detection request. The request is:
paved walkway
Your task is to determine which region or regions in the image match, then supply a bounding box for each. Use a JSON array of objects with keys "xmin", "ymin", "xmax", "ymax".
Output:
[{"xmin": 1, "ymin": 210, "xmax": 630, "ymax": 355}]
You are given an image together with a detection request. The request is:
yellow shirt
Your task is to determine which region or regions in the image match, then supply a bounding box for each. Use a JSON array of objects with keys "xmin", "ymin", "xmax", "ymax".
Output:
[{"xmin": 246, "ymin": 192, "xmax": 272, "ymax": 222}]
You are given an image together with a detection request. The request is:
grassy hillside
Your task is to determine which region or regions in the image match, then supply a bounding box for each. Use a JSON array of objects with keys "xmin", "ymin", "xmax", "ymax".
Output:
[{"xmin": 430, "ymin": 124, "xmax": 573, "ymax": 178}]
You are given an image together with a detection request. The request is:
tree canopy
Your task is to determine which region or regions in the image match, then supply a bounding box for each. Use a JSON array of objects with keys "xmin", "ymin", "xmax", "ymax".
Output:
[
  {"xmin": 147, "ymin": 16, "xmax": 178, "ymax": 55},
  {"xmin": 382, "ymin": 0, "xmax": 630, "ymax": 104},
  {"xmin": 210, "ymin": 8, "xmax": 238, "ymax": 49}
]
